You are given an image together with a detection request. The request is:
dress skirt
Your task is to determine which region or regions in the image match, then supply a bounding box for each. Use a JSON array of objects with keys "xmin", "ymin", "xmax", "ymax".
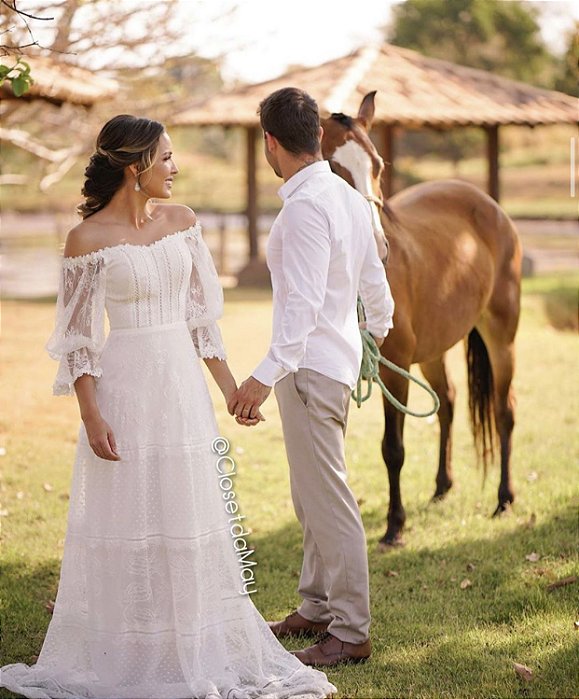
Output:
[{"xmin": 1, "ymin": 321, "xmax": 336, "ymax": 699}]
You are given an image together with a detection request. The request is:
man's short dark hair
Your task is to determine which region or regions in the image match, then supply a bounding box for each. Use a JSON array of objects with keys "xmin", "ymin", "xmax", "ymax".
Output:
[{"xmin": 258, "ymin": 87, "xmax": 320, "ymax": 155}]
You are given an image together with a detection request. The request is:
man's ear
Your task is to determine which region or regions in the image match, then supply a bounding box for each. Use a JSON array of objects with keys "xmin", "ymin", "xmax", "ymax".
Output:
[
  {"xmin": 264, "ymin": 131, "xmax": 277, "ymax": 153},
  {"xmin": 318, "ymin": 125, "xmax": 324, "ymax": 142}
]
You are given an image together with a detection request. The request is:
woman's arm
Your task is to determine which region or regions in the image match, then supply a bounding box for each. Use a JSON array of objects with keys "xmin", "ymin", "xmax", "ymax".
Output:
[
  {"xmin": 74, "ymin": 374, "xmax": 120, "ymax": 461},
  {"xmin": 203, "ymin": 358, "xmax": 236, "ymax": 403}
]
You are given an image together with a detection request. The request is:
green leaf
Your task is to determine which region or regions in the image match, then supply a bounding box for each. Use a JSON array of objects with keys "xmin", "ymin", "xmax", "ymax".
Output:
[{"xmin": 11, "ymin": 76, "xmax": 31, "ymax": 97}]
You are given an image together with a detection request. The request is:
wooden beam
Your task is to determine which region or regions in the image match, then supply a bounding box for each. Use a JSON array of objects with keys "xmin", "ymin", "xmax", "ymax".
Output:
[
  {"xmin": 246, "ymin": 125, "xmax": 259, "ymax": 259},
  {"xmin": 486, "ymin": 124, "xmax": 500, "ymax": 202},
  {"xmin": 376, "ymin": 124, "xmax": 394, "ymax": 199}
]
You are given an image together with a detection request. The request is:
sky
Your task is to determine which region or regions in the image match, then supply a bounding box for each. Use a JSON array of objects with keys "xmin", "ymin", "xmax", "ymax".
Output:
[
  {"xmin": 22, "ymin": 0, "xmax": 579, "ymax": 83},
  {"xmin": 178, "ymin": 0, "xmax": 579, "ymax": 85}
]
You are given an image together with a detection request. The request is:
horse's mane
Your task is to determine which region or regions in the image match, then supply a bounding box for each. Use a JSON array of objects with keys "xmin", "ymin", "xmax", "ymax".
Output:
[{"xmin": 330, "ymin": 113, "xmax": 354, "ymax": 128}]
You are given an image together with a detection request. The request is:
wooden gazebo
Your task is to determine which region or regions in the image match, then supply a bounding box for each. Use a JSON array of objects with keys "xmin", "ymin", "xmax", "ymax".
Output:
[{"xmin": 172, "ymin": 43, "xmax": 577, "ymax": 272}]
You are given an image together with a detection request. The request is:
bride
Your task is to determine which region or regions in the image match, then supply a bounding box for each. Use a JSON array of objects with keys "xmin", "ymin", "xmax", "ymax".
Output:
[{"xmin": 0, "ymin": 115, "xmax": 337, "ymax": 699}]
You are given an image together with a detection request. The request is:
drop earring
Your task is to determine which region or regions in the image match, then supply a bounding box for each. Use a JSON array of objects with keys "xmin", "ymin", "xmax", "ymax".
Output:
[{"xmin": 134, "ymin": 180, "xmax": 141, "ymax": 192}]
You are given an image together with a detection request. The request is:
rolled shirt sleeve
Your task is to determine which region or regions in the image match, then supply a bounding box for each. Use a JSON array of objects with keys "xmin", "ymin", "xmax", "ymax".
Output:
[{"xmin": 358, "ymin": 234, "xmax": 395, "ymax": 339}]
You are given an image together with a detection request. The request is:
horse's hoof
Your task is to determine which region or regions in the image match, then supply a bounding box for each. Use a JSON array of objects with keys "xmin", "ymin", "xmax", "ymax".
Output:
[
  {"xmin": 377, "ymin": 536, "xmax": 405, "ymax": 552},
  {"xmin": 431, "ymin": 491, "xmax": 448, "ymax": 503},
  {"xmin": 492, "ymin": 502, "xmax": 512, "ymax": 517}
]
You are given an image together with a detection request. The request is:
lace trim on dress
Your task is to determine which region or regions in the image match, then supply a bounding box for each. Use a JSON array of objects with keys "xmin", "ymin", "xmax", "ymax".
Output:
[
  {"xmin": 46, "ymin": 255, "xmax": 107, "ymax": 396},
  {"xmin": 61, "ymin": 223, "xmax": 201, "ymax": 268}
]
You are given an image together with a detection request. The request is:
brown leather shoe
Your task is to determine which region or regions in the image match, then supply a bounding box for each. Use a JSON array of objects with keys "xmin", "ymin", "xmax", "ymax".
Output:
[
  {"xmin": 291, "ymin": 632, "xmax": 371, "ymax": 667},
  {"xmin": 268, "ymin": 609, "xmax": 330, "ymax": 638}
]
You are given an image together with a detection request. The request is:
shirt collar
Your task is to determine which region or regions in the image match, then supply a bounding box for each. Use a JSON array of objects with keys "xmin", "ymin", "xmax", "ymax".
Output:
[{"xmin": 278, "ymin": 160, "xmax": 331, "ymax": 201}]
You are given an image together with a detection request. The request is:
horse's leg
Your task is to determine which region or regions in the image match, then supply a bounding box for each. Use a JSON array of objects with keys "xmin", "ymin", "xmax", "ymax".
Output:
[
  {"xmin": 478, "ymin": 325, "xmax": 517, "ymax": 515},
  {"xmin": 477, "ymin": 267, "xmax": 520, "ymax": 515},
  {"xmin": 379, "ymin": 368, "xmax": 410, "ymax": 550},
  {"xmin": 419, "ymin": 354, "xmax": 456, "ymax": 501}
]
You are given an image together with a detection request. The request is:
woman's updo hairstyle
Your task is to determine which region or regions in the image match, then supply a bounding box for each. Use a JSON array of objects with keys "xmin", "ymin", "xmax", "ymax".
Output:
[{"xmin": 78, "ymin": 114, "xmax": 165, "ymax": 219}]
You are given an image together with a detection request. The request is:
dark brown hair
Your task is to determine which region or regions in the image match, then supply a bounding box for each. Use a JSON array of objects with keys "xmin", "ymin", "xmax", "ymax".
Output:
[
  {"xmin": 258, "ymin": 87, "xmax": 320, "ymax": 155},
  {"xmin": 78, "ymin": 114, "xmax": 165, "ymax": 219}
]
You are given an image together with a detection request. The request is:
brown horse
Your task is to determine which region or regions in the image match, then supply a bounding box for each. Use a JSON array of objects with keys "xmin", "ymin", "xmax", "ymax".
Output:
[{"xmin": 321, "ymin": 92, "xmax": 522, "ymax": 548}]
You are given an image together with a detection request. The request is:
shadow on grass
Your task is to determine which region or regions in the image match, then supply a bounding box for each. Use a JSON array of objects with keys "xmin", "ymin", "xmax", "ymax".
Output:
[
  {"xmin": 1, "ymin": 558, "xmax": 61, "ymax": 677},
  {"xmin": 543, "ymin": 286, "xmax": 578, "ymax": 332},
  {"xmin": 250, "ymin": 497, "xmax": 577, "ymax": 697},
  {"xmin": 1, "ymin": 500, "xmax": 575, "ymax": 698},
  {"xmin": 522, "ymin": 272, "xmax": 578, "ymax": 333}
]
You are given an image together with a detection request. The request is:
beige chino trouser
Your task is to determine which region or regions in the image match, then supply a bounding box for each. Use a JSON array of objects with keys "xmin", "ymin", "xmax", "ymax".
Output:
[{"xmin": 274, "ymin": 368, "xmax": 371, "ymax": 644}]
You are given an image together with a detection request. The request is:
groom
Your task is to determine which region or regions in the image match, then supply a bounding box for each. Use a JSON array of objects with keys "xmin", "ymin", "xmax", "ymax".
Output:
[{"xmin": 228, "ymin": 87, "xmax": 394, "ymax": 666}]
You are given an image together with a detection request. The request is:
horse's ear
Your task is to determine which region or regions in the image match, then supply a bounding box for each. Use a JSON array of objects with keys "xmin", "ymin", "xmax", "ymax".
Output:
[{"xmin": 358, "ymin": 91, "xmax": 377, "ymax": 131}]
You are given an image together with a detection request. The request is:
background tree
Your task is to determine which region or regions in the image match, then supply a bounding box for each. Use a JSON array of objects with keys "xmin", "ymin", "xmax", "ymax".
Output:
[
  {"xmin": 387, "ymin": 0, "xmax": 555, "ymax": 86},
  {"xmin": 553, "ymin": 24, "xmax": 578, "ymax": 97},
  {"xmin": 384, "ymin": 0, "xmax": 565, "ymax": 175},
  {"xmin": 0, "ymin": 0, "xmax": 235, "ymax": 191}
]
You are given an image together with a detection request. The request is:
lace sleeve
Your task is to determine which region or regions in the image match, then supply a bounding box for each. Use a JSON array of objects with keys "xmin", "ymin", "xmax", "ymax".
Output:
[
  {"xmin": 184, "ymin": 226, "xmax": 227, "ymax": 360},
  {"xmin": 45, "ymin": 252, "xmax": 107, "ymax": 396}
]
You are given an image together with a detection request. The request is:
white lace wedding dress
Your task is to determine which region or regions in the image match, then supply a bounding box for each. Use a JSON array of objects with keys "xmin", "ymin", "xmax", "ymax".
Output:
[{"xmin": 0, "ymin": 224, "xmax": 336, "ymax": 699}]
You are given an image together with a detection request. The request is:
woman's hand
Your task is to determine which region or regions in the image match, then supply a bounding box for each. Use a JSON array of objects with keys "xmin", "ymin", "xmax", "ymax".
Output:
[
  {"xmin": 235, "ymin": 410, "xmax": 266, "ymax": 427},
  {"xmin": 83, "ymin": 414, "xmax": 121, "ymax": 461}
]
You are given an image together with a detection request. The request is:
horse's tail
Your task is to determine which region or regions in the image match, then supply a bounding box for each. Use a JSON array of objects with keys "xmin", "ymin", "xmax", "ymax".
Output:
[{"xmin": 466, "ymin": 328, "xmax": 496, "ymax": 481}]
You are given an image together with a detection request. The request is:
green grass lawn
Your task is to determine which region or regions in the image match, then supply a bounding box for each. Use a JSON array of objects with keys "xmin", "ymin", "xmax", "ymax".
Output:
[{"xmin": 1, "ymin": 274, "xmax": 578, "ymax": 698}]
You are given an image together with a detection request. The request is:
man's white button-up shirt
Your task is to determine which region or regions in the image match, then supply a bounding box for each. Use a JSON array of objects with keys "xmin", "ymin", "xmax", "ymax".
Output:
[{"xmin": 252, "ymin": 160, "xmax": 394, "ymax": 390}]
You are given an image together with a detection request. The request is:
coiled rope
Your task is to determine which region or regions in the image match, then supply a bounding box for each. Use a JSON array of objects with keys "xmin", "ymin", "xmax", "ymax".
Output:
[{"xmin": 352, "ymin": 297, "xmax": 440, "ymax": 417}]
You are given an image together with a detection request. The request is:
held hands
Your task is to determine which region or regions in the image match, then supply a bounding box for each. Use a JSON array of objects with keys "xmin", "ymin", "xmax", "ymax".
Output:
[
  {"xmin": 227, "ymin": 376, "xmax": 271, "ymax": 428},
  {"xmin": 83, "ymin": 414, "xmax": 121, "ymax": 461}
]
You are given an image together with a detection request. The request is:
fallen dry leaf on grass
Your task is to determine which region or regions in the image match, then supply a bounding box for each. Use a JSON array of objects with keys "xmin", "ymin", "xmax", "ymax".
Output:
[
  {"xmin": 386, "ymin": 570, "xmax": 399, "ymax": 577},
  {"xmin": 525, "ymin": 552, "xmax": 540, "ymax": 562},
  {"xmin": 460, "ymin": 578, "xmax": 472, "ymax": 590},
  {"xmin": 466, "ymin": 562, "xmax": 476, "ymax": 572},
  {"xmin": 574, "ymin": 620, "xmax": 579, "ymax": 630},
  {"xmin": 45, "ymin": 600, "xmax": 55, "ymax": 614},
  {"xmin": 43, "ymin": 483, "xmax": 53, "ymax": 492},
  {"xmin": 513, "ymin": 662, "xmax": 534, "ymax": 681}
]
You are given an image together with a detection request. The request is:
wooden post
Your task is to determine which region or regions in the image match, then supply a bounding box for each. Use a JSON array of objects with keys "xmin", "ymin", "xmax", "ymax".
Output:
[
  {"xmin": 376, "ymin": 123, "xmax": 394, "ymax": 199},
  {"xmin": 236, "ymin": 125, "xmax": 271, "ymax": 286},
  {"xmin": 486, "ymin": 124, "xmax": 500, "ymax": 202},
  {"xmin": 246, "ymin": 125, "xmax": 259, "ymax": 260}
]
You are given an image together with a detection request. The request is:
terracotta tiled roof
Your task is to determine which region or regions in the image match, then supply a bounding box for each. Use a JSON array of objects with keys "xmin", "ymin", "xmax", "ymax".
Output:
[
  {"xmin": 0, "ymin": 54, "xmax": 117, "ymax": 106},
  {"xmin": 172, "ymin": 44, "xmax": 577, "ymax": 128}
]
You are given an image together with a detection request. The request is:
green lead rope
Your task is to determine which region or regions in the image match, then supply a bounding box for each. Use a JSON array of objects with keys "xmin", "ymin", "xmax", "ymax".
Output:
[{"xmin": 352, "ymin": 297, "xmax": 440, "ymax": 417}]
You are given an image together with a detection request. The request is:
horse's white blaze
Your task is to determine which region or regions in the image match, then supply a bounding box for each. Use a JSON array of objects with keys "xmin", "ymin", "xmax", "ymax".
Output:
[
  {"xmin": 332, "ymin": 140, "xmax": 387, "ymax": 258},
  {"xmin": 332, "ymin": 140, "xmax": 373, "ymax": 195}
]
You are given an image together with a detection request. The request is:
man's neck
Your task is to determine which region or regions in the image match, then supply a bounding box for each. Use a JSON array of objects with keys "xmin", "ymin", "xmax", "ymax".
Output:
[{"xmin": 282, "ymin": 153, "xmax": 323, "ymax": 182}]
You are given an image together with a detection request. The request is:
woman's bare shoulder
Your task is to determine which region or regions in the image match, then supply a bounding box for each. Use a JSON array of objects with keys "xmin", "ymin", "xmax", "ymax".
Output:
[
  {"xmin": 156, "ymin": 203, "xmax": 197, "ymax": 231},
  {"xmin": 63, "ymin": 219, "xmax": 108, "ymax": 258}
]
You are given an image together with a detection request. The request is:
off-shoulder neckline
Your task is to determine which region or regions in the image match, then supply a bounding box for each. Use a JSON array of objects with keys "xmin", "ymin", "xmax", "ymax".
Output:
[{"xmin": 61, "ymin": 222, "xmax": 200, "ymax": 267}]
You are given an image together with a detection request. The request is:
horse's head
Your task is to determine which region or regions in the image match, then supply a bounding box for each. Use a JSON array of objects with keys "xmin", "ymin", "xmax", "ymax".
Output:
[{"xmin": 321, "ymin": 91, "xmax": 390, "ymax": 263}]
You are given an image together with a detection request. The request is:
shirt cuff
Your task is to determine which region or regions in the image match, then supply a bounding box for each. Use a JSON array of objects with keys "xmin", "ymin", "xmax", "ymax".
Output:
[
  {"xmin": 366, "ymin": 318, "xmax": 393, "ymax": 339},
  {"xmin": 252, "ymin": 355, "xmax": 290, "ymax": 387}
]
